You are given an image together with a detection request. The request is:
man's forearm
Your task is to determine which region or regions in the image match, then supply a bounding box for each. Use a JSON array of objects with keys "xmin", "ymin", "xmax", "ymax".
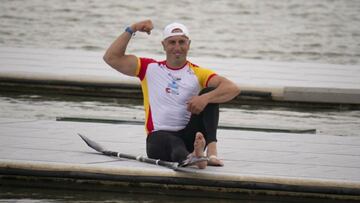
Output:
[
  {"xmin": 103, "ymin": 20, "xmax": 153, "ymax": 76},
  {"xmin": 205, "ymin": 80, "xmax": 240, "ymax": 104},
  {"xmin": 104, "ymin": 29, "xmax": 133, "ymax": 61},
  {"xmin": 186, "ymin": 79, "xmax": 239, "ymax": 114}
]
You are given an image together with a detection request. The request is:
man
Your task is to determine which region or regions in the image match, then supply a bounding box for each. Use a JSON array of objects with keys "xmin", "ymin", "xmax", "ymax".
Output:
[{"xmin": 103, "ymin": 19, "xmax": 240, "ymax": 169}]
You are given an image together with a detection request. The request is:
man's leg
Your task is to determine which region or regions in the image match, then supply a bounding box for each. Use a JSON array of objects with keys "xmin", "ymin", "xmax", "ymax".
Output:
[
  {"xmin": 147, "ymin": 130, "xmax": 207, "ymax": 169},
  {"xmin": 182, "ymin": 87, "xmax": 223, "ymax": 166},
  {"xmin": 146, "ymin": 131, "xmax": 188, "ymax": 163}
]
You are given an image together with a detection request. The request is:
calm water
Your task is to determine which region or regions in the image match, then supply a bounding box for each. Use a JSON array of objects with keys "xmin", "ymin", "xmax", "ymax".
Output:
[
  {"xmin": 1, "ymin": 0, "xmax": 360, "ymax": 65},
  {"xmin": 3, "ymin": 186, "xmax": 353, "ymax": 203},
  {"xmin": 1, "ymin": 186, "xmax": 239, "ymax": 203},
  {"xmin": 1, "ymin": 93, "xmax": 359, "ymax": 137}
]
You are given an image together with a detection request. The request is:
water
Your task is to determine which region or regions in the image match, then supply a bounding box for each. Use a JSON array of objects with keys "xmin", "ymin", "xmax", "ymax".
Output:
[
  {"xmin": 2, "ymin": 186, "xmax": 358, "ymax": 203},
  {"xmin": 1, "ymin": 0, "xmax": 360, "ymax": 65},
  {"xmin": 1, "ymin": 93, "xmax": 359, "ymax": 137},
  {"xmin": 1, "ymin": 186, "xmax": 240, "ymax": 203}
]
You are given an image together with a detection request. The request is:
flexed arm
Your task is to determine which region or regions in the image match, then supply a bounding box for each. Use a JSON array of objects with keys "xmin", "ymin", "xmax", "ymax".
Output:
[{"xmin": 103, "ymin": 20, "xmax": 154, "ymax": 76}]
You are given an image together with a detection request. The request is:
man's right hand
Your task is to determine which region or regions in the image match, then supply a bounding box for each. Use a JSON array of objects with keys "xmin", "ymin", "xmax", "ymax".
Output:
[
  {"xmin": 104, "ymin": 20, "xmax": 154, "ymax": 77},
  {"xmin": 131, "ymin": 20, "xmax": 154, "ymax": 35}
]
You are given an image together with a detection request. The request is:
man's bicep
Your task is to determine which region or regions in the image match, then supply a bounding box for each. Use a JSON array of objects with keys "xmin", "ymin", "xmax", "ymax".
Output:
[
  {"xmin": 207, "ymin": 75, "xmax": 222, "ymax": 88},
  {"xmin": 106, "ymin": 55, "xmax": 139, "ymax": 77}
]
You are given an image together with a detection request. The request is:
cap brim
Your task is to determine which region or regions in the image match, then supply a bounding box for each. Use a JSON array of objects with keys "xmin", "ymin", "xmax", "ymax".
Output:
[{"xmin": 163, "ymin": 33, "xmax": 189, "ymax": 40}]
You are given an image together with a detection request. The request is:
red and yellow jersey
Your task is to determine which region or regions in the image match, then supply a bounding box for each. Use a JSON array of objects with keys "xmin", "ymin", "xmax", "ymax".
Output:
[{"xmin": 136, "ymin": 57, "xmax": 216, "ymax": 134}]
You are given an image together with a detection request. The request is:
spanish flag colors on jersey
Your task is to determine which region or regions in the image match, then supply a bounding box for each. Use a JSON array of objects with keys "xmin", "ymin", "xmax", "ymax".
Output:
[{"xmin": 136, "ymin": 57, "xmax": 216, "ymax": 134}]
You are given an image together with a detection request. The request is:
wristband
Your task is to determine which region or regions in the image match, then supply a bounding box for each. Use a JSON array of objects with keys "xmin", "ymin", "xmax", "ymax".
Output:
[{"xmin": 125, "ymin": 26, "xmax": 135, "ymax": 35}]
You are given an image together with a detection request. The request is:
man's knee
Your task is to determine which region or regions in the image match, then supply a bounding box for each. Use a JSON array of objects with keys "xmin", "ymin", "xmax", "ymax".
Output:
[
  {"xmin": 199, "ymin": 87, "xmax": 216, "ymax": 95},
  {"xmin": 199, "ymin": 87, "xmax": 219, "ymax": 109}
]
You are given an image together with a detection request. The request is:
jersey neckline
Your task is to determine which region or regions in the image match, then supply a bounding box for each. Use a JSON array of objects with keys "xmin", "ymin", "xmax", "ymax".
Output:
[{"xmin": 161, "ymin": 60, "xmax": 188, "ymax": 70}]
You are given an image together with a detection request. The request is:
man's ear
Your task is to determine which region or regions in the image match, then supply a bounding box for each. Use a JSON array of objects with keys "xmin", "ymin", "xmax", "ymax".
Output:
[{"xmin": 161, "ymin": 41, "xmax": 166, "ymax": 50}]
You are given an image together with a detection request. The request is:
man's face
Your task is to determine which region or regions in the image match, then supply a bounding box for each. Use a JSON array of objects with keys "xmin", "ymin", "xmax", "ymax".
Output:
[{"xmin": 162, "ymin": 35, "xmax": 191, "ymax": 61}]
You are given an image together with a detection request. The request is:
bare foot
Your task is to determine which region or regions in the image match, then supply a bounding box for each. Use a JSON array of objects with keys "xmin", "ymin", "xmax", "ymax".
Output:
[
  {"xmin": 207, "ymin": 142, "xmax": 224, "ymax": 167},
  {"xmin": 208, "ymin": 155, "xmax": 224, "ymax": 167},
  {"xmin": 193, "ymin": 132, "xmax": 207, "ymax": 169}
]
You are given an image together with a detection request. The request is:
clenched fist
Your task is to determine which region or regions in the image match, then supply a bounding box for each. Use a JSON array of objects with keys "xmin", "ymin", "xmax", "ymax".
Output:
[{"xmin": 131, "ymin": 20, "xmax": 154, "ymax": 35}]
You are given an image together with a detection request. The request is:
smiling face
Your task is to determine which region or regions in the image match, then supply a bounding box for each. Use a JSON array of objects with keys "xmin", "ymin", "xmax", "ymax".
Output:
[{"xmin": 162, "ymin": 35, "xmax": 191, "ymax": 68}]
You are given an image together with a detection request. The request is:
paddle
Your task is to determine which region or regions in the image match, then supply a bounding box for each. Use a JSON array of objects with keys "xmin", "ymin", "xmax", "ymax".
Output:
[{"xmin": 78, "ymin": 133, "xmax": 208, "ymax": 171}]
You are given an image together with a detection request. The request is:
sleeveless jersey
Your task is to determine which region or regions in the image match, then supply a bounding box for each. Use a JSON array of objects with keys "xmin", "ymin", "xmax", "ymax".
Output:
[{"xmin": 136, "ymin": 57, "xmax": 216, "ymax": 134}]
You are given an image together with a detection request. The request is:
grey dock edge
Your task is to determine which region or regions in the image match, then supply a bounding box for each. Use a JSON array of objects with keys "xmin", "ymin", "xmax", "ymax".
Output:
[
  {"xmin": 0, "ymin": 162, "xmax": 359, "ymax": 201},
  {"xmin": 1, "ymin": 76, "xmax": 359, "ymax": 109},
  {"xmin": 56, "ymin": 116, "xmax": 316, "ymax": 134}
]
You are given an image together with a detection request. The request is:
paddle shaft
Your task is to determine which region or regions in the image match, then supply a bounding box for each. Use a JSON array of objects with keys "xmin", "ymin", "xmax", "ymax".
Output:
[
  {"xmin": 102, "ymin": 150, "xmax": 178, "ymax": 169},
  {"xmin": 78, "ymin": 133, "xmax": 188, "ymax": 171}
]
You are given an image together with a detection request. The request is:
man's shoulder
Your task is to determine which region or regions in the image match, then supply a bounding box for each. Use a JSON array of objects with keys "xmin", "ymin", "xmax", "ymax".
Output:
[
  {"xmin": 139, "ymin": 57, "xmax": 165, "ymax": 67},
  {"xmin": 188, "ymin": 61, "xmax": 213, "ymax": 72},
  {"xmin": 188, "ymin": 61, "xmax": 200, "ymax": 68},
  {"xmin": 139, "ymin": 57, "xmax": 157, "ymax": 64}
]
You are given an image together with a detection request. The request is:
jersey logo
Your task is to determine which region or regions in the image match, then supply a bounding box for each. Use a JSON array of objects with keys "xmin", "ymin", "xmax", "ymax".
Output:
[{"xmin": 165, "ymin": 73, "xmax": 181, "ymax": 95}]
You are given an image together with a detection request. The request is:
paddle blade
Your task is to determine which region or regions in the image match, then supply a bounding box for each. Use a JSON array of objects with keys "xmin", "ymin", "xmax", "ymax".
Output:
[{"xmin": 78, "ymin": 133, "xmax": 106, "ymax": 153}]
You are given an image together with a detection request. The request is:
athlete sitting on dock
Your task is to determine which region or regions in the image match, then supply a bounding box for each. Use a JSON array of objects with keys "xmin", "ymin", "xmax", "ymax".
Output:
[{"xmin": 103, "ymin": 19, "xmax": 240, "ymax": 169}]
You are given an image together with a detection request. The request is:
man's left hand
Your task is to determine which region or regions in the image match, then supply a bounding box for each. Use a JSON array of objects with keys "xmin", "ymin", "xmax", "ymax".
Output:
[{"xmin": 187, "ymin": 95, "xmax": 209, "ymax": 115}]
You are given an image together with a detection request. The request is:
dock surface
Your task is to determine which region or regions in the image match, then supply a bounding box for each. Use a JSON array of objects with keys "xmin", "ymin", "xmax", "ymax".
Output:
[
  {"xmin": 0, "ymin": 46, "xmax": 360, "ymax": 105},
  {"xmin": 0, "ymin": 118, "xmax": 359, "ymax": 200}
]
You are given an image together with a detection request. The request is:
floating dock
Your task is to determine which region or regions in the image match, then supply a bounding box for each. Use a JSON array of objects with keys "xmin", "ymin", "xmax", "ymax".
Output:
[
  {"xmin": 0, "ymin": 118, "xmax": 359, "ymax": 201},
  {"xmin": 0, "ymin": 47, "xmax": 359, "ymax": 108}
]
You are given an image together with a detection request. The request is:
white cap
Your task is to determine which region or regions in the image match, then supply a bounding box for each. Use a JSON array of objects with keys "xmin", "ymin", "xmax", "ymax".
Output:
[{"xmin": 162, "ymin": 22, "xmax": 189, "ymax": 40}]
